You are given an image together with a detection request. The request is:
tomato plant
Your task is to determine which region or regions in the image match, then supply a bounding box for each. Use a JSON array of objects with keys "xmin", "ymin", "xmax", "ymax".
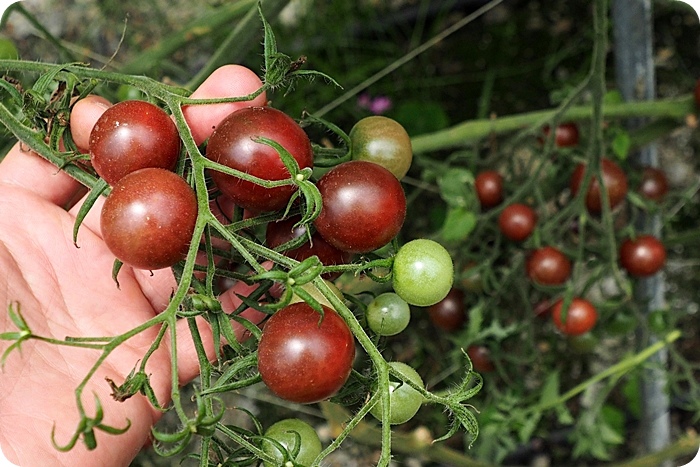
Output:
[
  {"xmin": 89, "ymin": 100, "xmax": 181, "ymax": 185},
  {"xmin": 266, "ymin": 215, "xmax": 352, "ymax": 279},
  {"xmin": 474, "ymin": 170, "xmax": 503, "ymax": 209},
  {"xmin": 257, "ymin": 302, "xmax": 355, "ymax": 404},
  {"xmin": 466, "ymin": 345, "xmax": 495, "ymax": 373},
  {"xmin": 205, "ymin": 106, "xmax": 313, "ymax": 212},
  {"xmin": 365, "ymin": 292, "xmax": 411, "ymax": 336},
  {"xmin": 619, "ymin": 235, "xmax": 667, "ymax": 277},
  {"xmin": 551, "ymin": 298, "xmax": 598, "ymax": 336},
  {"xmin": 100, "ymin": 168, "xmax": 197, "ymax": 270},
  {"xmin": 370, "ymin": 361, "xmax": 424, "ymax": 425},
  {"xmin": 350, "ymin": 115, "xmax": 413, "ymax": 179},
  {"xmin": 314, "ymin": 160, "xmax": 406, "ymax": 253},
  {"xmin": 637, "ymin": 166, "xmax": 669, "ymax": 202},
  {"xmin": 261, "ymin": 418, "xmax": 322, "ymax": 467},
  {"xmin": 498, "ymin": 203, "xmax": 537, "ymax": 242},
  {"xmin": 428, "ymin": 287, "xmax": 466, "ymax": 331},
  {"xmin": 392, "ymin": 239, "xmax": 454, "ymax": 307},
  {"xmin": 526, "ymin": 246, "xmax": 572, "ymax": 286},
  {"xmin": 570, "ymin": 158, "xmax": 628, "ymax": 213}
]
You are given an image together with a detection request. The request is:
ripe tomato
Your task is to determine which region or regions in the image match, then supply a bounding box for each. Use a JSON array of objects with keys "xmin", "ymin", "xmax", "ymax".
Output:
[
  {"xmin": 350, "ymin": 116, "xmax": 413, "ymax": 179},
  {"xmin": 392, "ymin": 239, "xmax": 454, "ymax": 307},
  {"xmin": 551, "ymin": 298, "xmax": 597, "ymax": 336},
  {"xmin": 619, "ymin": 235, "xmax": 666, "ymax": 277},
  {"xmin": 89, "ymin": 100, "xmax": 181, "ymax": 185},
  {"xmin": 266, "ymin": 215, "xmax": 352, "ymax": 279},
  {"xmin": 474, "ymin": 171, "xmax": 503, "ymax": 209},
  {"xmin": 205, "ymin": 106, "xmax": 313, "ymax": 212},
  {"xmin": 466, "ymin": 345, "xmax": 495, "ymax": 373},
  {"xmin": 638, "ymin": 166, "xmax": 669, "ymax": 202},
  {"xmin": 314, "ymin": 160, "xmax": 406, "ymax": 253},
  {"xmin": 365, "ymin": 292, "xmax": 411, "ymax": 336},
  {"xmin": 498, "ymin": 203, "xmax": 537, "ymax": 242},
  {"xmin": 100, "ymin": 168, "xmax": 198, "ymax": 270},
  {"xmin": 543, "ymin": 122, "xmax": 579, "ymax": 147},
  {"xmin": 257, "ymin": 303, "xmax": 355, "ymax": 404},
  {"xmin": 695, "ymin": 78, "xmax": 700, "ymax": 109},
  {"xmin": 428, "ymin": 288, "xmax": 466, "ymax": 331},
  {"xmin": 460, "ymin": 261, "xmax": 484, "ymax": 293},
  {"xmin": 526, "ymin": 246, "xmax": 572, "ymax": 286},
  {"xmin": 370, "ymin": 361, "xmax": 424, "ymax": 425},
  {"xmin": 261, "ymin": 418, "xmax": 322, "ymax": 467},
  {"xmin": 570, "ymin": 158, "xmax": 628, "ymax": 213}
]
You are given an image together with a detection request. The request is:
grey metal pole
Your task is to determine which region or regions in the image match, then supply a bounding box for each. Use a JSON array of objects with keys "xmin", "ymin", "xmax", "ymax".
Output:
[{"xmin": 611, "ymin": 0, "xmax": 671, "ymax": 462}]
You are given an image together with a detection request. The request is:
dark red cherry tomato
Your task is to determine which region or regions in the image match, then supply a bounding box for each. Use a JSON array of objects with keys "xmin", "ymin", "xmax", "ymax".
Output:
[
  {"xmin": 638, "ymin": 166, "xmax": 669, "ymax": 202},
  {"xmin": 205, "ymin": 106, "xmax": 313, "ymax": 212},
  {"xmin": 89, "ymin": 100, "xmax": 181, "ymax": 185},
  {"xmin": 100, "ymin": 168, "xmax": 197, "ymax": 270},
  {"xmin": 551, "ymin": 298, "xmax": 597, "ymax": 336},
  {"xmin": 570, "ymin": 158, "xmax": 628, "ymax": 213},
  {"xmin": 543, "ymin": 122, "xmax": 579, "ymax": 147},
  {"xmin": 257, "ymin": 302, "xmax": 355, "ymax": 404},
  {"xmin": 474, "ymin": 171, "xmax": 503, "ymax": 209},
  {"xmin": 466, "ymin": 345, "xmax": 495, "ymax": 373},
  {"xmin": 314, "ymin": 160, "xmax": 406, "ymax": 253},
  {"xmin": 619, "ymin": 235, "xmax": 666, "ymax": 277},
  {"xmin": 526, "ymin": 246, "xmax": 572, "ymax": 286},
  {"xmin": 266, "ymin": 216, "xmax": 352, "ymax": 280},
  {"xmin": 428, "ymin": 288, "xmax": 466, "ymax": 331},
  {"xmin": 694, "ymin": 78, "xmax": 700, "ymax": 109},
  {"xmin": 498, "ymin": 203, "xmax": 537, "ymax": 242}
]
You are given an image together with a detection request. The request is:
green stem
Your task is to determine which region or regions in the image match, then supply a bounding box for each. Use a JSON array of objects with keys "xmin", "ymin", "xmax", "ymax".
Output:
[{"xmin": 410, "ymin": 95, "xmax": 694, "ymax": 153}]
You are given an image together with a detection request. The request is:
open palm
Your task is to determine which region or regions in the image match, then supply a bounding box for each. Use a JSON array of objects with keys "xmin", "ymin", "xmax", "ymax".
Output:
[{"xmin": 0, "ymin": 65, "xmax": 267, "ymax": 467}]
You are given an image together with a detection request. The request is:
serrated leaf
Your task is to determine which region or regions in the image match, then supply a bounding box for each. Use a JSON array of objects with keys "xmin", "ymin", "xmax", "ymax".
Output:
[{"xmin": 440, "ymin": 207, "xmax": 477, "ymax": 243}]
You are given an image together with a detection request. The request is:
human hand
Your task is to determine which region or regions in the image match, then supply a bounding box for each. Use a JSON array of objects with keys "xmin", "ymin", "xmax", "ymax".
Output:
[{"xmin": 0, "ymin": 65, "xmax": 267, "ymax": 467}]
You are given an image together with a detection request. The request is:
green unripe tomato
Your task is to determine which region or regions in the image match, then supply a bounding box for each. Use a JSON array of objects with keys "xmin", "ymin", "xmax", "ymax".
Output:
[
  {"xmin": 370, "ymin": 361, "xmax": 424, "ymax": 424},
  {"xmin": 392, "ymin": 239, "xmax": 453, "ymax": 306},
  {"xmin": 261, "ymin": 418, "xmax": 322, "ymax": 467},
  {"xmin": 366, "ymin": 292, "xmax": 411, "ymax": 336},
  {"xmin": 350, "ymin": 116, "xmax": 413, "ymax": 179}
]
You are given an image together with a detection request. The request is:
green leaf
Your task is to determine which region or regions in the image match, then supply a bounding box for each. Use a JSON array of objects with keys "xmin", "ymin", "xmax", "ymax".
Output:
[
  {"xmin": 437, "ymin": 167, "xmax": 475, "ymax": 208},
  {"xmin": 465, "ymin": 303, "xmax": 484, "ymax": 343},
  {"xmin": 73, "ymin": 178, "xmax": 108, "ymax": 245},
  {"xmin": 611, "ymin": 130, "xmax": 631, "ymax": 160},
  {"xmin": 539, "ymin": 371, "xmax": 561, "ymax": 407},
  {"xmin": 440, "ymin": 207, "xmax": 477, "ymax": 243}
]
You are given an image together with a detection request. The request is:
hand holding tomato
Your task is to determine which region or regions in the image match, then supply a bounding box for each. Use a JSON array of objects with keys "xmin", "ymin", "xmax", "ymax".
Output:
[{"xmin": 0, "ymin": 65, "xmax": 267, "ymax": 467}]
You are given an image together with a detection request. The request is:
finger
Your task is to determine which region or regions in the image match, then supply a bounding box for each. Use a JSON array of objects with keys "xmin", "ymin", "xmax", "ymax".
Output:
[
  {"xmin": 0, "ymin": 95, "xmax": 110, "ymax": 207},
  {"xmin": 70, "ymin": 95, "xmax": 112, "ymax": 152},
  {"xmin": 183, "ymin": 64, "xmax": 267, "ymax": 145}
]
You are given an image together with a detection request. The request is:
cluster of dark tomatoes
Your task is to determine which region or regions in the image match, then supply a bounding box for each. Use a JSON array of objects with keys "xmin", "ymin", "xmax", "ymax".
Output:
[{"xmin": 425, "ymin": 122, "xmax": 669, "ymax": 372}]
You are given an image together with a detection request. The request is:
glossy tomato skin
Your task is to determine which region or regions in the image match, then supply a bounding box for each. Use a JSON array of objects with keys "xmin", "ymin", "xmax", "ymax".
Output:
[
  {"xmin": 619, "ymin": 235, "xmax": 666, "ymax": 277},
  {"xmin": 466, "ymin": 345, "xmax": 495, "ymax": 373},
  {"xmin": 257, "ymin": 303, "xmax": 355, "ymax": 404},
  {"xmin": 526, "ymin": 246, "xmax": 572, "ymax": 286},
  {"xmin": 261, "ymin": 418, "xmax": 322, "ymax": 467},
  {"xmin": 428, "ymin": 288, "xmax": 466, "ymax": 331},
  {"xmin": 638, "ymin": 166, "xmax": 669, "ymax": 202},
  {"xmin": 350, "ymin": 116, "xmax": 413, "ymax": 179},
  {"xmin": 314, "ymin": 160, "xmax": 406, "ymax": 253},
  {"xmin": 474, "ymin": 171, "xmax": 503, "ymax": 209},
  {"xmin": 365, "ymin": 292, "xmax": 411, "ymax": 336},
  {"xmin": 205, "ymin": 106, "xmax": 313, "ymax": 212},
  {"xmin": 89, "ymin": 100, "xmax": 181, "ymax": 185},
  {"xmin": 498, "ymin": 203, "xmax": 537, "ymax": 242},
  {"xmin": 570, "ymin": 158, "xmax": 628, "ymax": 213},
  {"xmin": 551, "ymin": 298, "xmax": 597, "ymax": 336},
  {"xmin": 392, "ymin": 239, "xmax": 454, "ymax": 307},
  {"xmin": 100, "ymin": 168, "xmax": 197, "ymax": 270},
  {"xmin": 266, "ymin": 216, "xmax": 352, "ymax": 280},
  {"xmin": 369, "ymin": 361, "xmax": 424, "ymax": 425}
]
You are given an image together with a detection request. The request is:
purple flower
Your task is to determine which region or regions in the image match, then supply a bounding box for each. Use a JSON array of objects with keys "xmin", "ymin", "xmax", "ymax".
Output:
[{"xmin": 357, "ymin": 93, "xmax": 392, "ymax": 115}]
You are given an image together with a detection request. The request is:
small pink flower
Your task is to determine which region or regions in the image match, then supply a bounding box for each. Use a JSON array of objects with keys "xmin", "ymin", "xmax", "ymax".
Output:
[{"xmin": 357, "ymin": 93, "xmax": 392, "ymax": 115}]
